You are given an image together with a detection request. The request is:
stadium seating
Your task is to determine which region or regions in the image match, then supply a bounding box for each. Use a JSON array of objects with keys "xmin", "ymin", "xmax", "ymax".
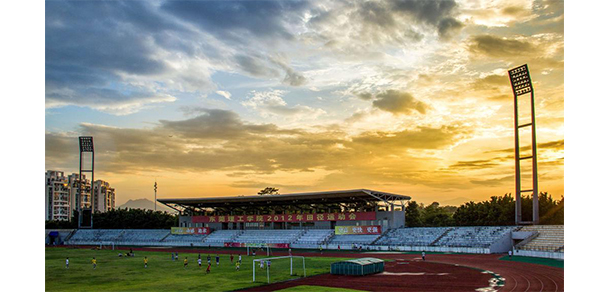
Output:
[
  {"xmin": 116, "ymin": 229, "xmax": 169, "ymax": 243},
  {"xmin": 201, "ymin": 230, "xmax": 243, "ymax": 244},
  {"xmin": 232, "ymin": 230, "xmax": 302, "ymax": 244},
  {"xmin": 517, "ymin": 225, "xmax": 564, "ymax": 252},
  {"xmin": 292, "ymin": 229, "xmax": 334, "ymax": 245},
  {"xmin": 376, "ymin": 227, "xmax": 450, "ymax": 246},
  {"xmin": 68, "ymin": 229, "xmax": 124, "ymax": 243},
  {"xmin": 328, "ymin": 234, "xmax": 381, "ymax": 245},
  {"xmin": 162, "ymin": 234, "xmax": 208, "ymax": 244},
  {"xmin": 433, "ymin": 226, "xmax": 515, "ymax": 248}
]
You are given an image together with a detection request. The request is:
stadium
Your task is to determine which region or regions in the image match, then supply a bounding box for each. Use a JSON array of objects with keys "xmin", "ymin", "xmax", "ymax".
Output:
[{"xmin": 45, "ymin": 189, "xmax": 564, "ymax": 291}]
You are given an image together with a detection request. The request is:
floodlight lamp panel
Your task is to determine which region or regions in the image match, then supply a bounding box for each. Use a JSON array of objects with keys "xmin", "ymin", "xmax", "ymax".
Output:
[
  {"xmin": 79, "ymin": 136, "xmax": 94, "ymax": 152},
  {"xmin": 508, "ymin": 64, "xmax": 533, "ymax": 96}
]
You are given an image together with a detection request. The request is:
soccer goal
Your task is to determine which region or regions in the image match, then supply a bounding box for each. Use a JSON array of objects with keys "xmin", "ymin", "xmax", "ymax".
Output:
[
  {"xmin": 252, "ymin": 256, "xmax": 306, "ymax": 283},
  {"xmin": 99, "ymin": 241, "xmax": 115, "ymax": 250}
]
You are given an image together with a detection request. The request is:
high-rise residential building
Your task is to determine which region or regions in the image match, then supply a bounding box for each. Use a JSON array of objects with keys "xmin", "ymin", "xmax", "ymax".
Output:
[
  {"xmin": 45, "ymin": 171, "xmax": 71, "ymax": 221},
  {"xmin": 93, "ymin": 180, "xmax": 115, "ymax": 212},
  {"xmin": 46, "ymin": 170, "xmax": 116, "ymax": 221},
  {"xmin": 68, "ymin": 173, "xmax": 92, "ymax": 211}
]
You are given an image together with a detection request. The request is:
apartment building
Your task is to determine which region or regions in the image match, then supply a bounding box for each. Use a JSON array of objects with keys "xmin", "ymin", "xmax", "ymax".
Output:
[
  {"xmin": 45, "ymin": 170, "xmax": 116, "ymax": 221},
  {"xmin": 45, "ymin": 171, "xmax": 71, "ymax": 221}
]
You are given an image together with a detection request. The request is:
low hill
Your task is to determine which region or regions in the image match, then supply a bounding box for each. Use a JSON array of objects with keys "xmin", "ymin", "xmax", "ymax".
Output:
[{"xmin": 117, "ymin": 198, "xmax": 176, "ymax": 213}]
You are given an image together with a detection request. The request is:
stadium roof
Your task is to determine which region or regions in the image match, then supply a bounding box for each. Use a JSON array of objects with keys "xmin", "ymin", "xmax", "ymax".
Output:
[{"xmin": 158, "ymin": 189, "xmax": 410, "ymax": 211}]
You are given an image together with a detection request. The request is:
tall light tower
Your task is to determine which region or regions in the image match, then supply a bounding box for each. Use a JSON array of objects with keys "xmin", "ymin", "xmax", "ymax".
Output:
[
  {"xmin": 78, "ymin": 136, "xmax": 94, "ymax": 228},
  {"xmin": 508, "ymin": 64, "xmax": 539, "ymax": 225}
]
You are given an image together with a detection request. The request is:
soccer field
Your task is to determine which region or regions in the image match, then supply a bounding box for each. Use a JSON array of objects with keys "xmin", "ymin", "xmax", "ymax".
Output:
[{"xmin": 46, "ymin": 247, "xmax": 349, "ymax": 291}]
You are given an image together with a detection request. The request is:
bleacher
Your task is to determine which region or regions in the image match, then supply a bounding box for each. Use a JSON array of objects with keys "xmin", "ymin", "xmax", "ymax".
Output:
[
  {"xmin": 518, "ymin": 225, "xmax": 564, "ymax": 252},
  {"xmin": 68, "ymin": 229, "xmax": 124, "ymax": 243},
  {"xmin": 293, "ymin": 229, "xmax": 334, "ymax": 245},
  {"xmin": 201, "ymin": 230, "xmax": 242, "ymax": 244},
  {"xmin": 162, "ymin": 234, "xmax": 208, "ymax": 245},
  {"xmin": 433, "ymin": 226, "xmax": 514, "ymax": 248},
  {"xmin": 233, "ymin": 230, "xmax": 302, "ymax": 244},
  {"xmin": 376, "ymin": 227, "xmax": 450, "ymax": 246},
  {"xmin": 116, "ymin": 229, "xmax": 169, "ymax": 243},
  {"xmin": 329, "ymin": 234, "xmax": 381, "ymax": 245}
]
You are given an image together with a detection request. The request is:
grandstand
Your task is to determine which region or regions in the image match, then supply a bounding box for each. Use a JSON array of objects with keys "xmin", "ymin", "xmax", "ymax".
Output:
[
  {"xmin": 377, "ymin": 227, "xmax": 450, "ymax": 246},
  {"xmin": 292, "ymin": 229, "xmax": 334, "ymax": 246},
  {"xmin": 51, "ymin": 189, "xmax": 563, "ymax": 259},
  {"xmin": 433, "ymin": 226, "xmax": 515, "ymax": 248},
  {"xmin": 517, "ymin": 225, "xmax": 564, "ymax": 252},
  {"xmin": 233, "ymin": 229, "xmax": 303, "ymax": 244}
]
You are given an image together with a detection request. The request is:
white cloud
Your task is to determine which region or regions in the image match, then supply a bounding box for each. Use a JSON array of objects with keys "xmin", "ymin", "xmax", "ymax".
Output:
[
  {"xmin": 241, "ymin": 89, "xmax": 326, "ymax": 120},
  {"xmin": 216, "ymin": 90, "xmax": 232, "ymax": 100}
]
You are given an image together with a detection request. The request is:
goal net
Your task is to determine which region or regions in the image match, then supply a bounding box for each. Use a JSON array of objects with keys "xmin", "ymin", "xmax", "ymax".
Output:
[
  {"xmin": 252, "ymin": 256, "xmax": 306, "ymax": 284},
  {"xmin": 99, "ymin": 241, "xmax": 115, "ymax": 250}
]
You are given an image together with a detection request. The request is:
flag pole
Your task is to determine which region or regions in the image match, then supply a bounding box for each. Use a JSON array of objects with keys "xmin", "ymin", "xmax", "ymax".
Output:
[{"xmin": 154, "ymin": 180, "xmax": 157, "ymax": 211}]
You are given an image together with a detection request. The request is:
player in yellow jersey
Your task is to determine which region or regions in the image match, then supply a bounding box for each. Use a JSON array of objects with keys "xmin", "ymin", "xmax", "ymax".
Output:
[
  {"xmin": 144, "ymin": 257, "xmax": 148, "ymax": 268},
  {"xmin": 183, "ymin": 257, "xmax": 188, "ymax": 269},
  {"xmin": 92, "ymin": 257, "xmax": 97, "ymax": 269},
  {"xmin": 235, "ymin": 261, "xmax": 240, "ymax": 271}
]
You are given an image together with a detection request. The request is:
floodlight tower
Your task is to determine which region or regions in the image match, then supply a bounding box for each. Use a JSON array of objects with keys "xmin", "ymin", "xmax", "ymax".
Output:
[
  {"xmin": 78, "ymin": 136, "xmax": 94, "ymax": 228},
  {"xmin": 508, "ymin": 64, "xmax": 539, "ymax": 225}
]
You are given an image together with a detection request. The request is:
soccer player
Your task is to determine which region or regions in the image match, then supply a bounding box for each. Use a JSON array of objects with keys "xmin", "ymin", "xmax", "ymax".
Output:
[
  {"xmin": 253, "ymin": 249, "xmax": 256, "ymax": 256},
  {"xmin": 144, "ymin": 257, "xmax": 148, "ymax": 268},
  {"xmin": 238, "ymin": 254, "xmax": 242, "ymax": 264},
  {"xmin": 215, "ymin": 254, "xmax": 219, "ymax": 266},
  {"xmin": 184, "ymin": 257, "xmax": 188, "ymax": 269},
  {"xmin": 65, "ymin": 257, "xmax": 69, "ymax": 269},
  {"xmin": 259, "ymin": 260, "xmax": 264, "ymax": 269},
  {"xmin": 267, "ymin": 260, "xmax": 271, "ymax": 270},
  {"xmin": 198, "ymin": 257, "xmax": 202, "ymax": 268},
  {"xmin": 422, "ymin": 251, "xmax": 426, "ymax": 261},
  {"xmin": 235, "ymin": 261, "xmax": 240, "ymax": 271},
  {"xmin": 92, "ymin": 257, "xmax": 97, "ymax": 269},
  {"xmin": 171, "ymin": 253, "xmax": 174, "ymax": 261},
  {"xmin": 206, "ymin": 262, "xmax": 211, "ymax": 274},
  {"xmin": 230, "ymin": 254, "xmax": 234, "ymax": 263}
]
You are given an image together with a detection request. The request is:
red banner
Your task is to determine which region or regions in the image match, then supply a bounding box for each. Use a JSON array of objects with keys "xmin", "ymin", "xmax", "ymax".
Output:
[
  {"xmin": 171, "ymin": 227, "xmax": 210, "ymax": 235},
  {"xmin": 335, "ymin": 225, "xmax": 382, "ymax": 235},
  {"xmin": 224, "ymin": 242, "xmax": 290, "ymax": 248},
  {"xmin": 193, "ymin": 212, "xmax": 376, "ymax": 223}
]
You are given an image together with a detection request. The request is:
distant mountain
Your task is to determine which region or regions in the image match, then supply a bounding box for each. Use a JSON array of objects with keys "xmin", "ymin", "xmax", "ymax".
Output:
[{"xmin": 117, "ymin": 198, "xmax": 176, "ymax": 213}]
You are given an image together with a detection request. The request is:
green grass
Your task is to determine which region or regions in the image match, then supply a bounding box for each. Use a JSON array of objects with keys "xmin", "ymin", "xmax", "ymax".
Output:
[
  {"xmin": 499, "ymin": 255, "xmax": 564, "ymax": 268},
  {"xmin": 276, "ymin": 285, "xmax": 366, "ymax": 292},
  {"xmin": 46, "ymin": 247, "xmax": 351, "ymax": 291}
]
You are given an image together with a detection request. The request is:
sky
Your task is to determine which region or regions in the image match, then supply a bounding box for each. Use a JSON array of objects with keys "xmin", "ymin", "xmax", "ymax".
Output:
[{"xmin": 44, "ymin": 0, "xmax": 564, "ymax": 206}]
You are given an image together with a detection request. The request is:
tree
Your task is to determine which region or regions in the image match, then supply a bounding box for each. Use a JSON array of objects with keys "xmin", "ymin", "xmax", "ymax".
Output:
[
  {"xmin": 404, "ymin": 201, "xmax": 422, "ymax": 227},
  {"xmin": 257, "ymin": 187, "xmax": 280, "ymax": 196}
]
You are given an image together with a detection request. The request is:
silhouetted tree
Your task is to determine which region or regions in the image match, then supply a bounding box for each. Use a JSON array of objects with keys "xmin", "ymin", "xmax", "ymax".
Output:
[{"xmin": 257, "ymin": 187, "xmax": 280, "ymax": 196}]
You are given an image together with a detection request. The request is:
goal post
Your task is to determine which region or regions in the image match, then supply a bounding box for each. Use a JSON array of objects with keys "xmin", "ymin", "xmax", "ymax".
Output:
[
  {"xmin": 99, "ymin": 241, "xmax": 115, "ymax": 250},
  {"xmin": 252, "ymin": 256, "xmax": 306, "ymax": 283}
]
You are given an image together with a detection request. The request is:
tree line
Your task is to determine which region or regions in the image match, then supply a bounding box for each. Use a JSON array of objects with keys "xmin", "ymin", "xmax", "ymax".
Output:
[
  {"xmin": 405, "ymin": 192, "xmax": 563, "ymax": 227},
  {"xmin": 45, "ymin": 192, "xmax": 563, "ymax": 229},
  {"xmin": 45, "ymin": 208, "xmax": 178, "ymax": 229}
]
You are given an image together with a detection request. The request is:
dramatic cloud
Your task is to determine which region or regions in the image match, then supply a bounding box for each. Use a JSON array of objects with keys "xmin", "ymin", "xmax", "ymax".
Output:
[
  {"xmin": 468, "ymin": 35, "xmax": 536, "ymax": 57},
  {"xmin": 46, "ymin": 109, "xmax": 469, "ymax": 179},
  {"xmin": 46, "ymin": 88, "xmax": 177, "ymax": 115},
  {"xmin": 371, "ymin": 90, "xmax": 429, "ymax": 115}
]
